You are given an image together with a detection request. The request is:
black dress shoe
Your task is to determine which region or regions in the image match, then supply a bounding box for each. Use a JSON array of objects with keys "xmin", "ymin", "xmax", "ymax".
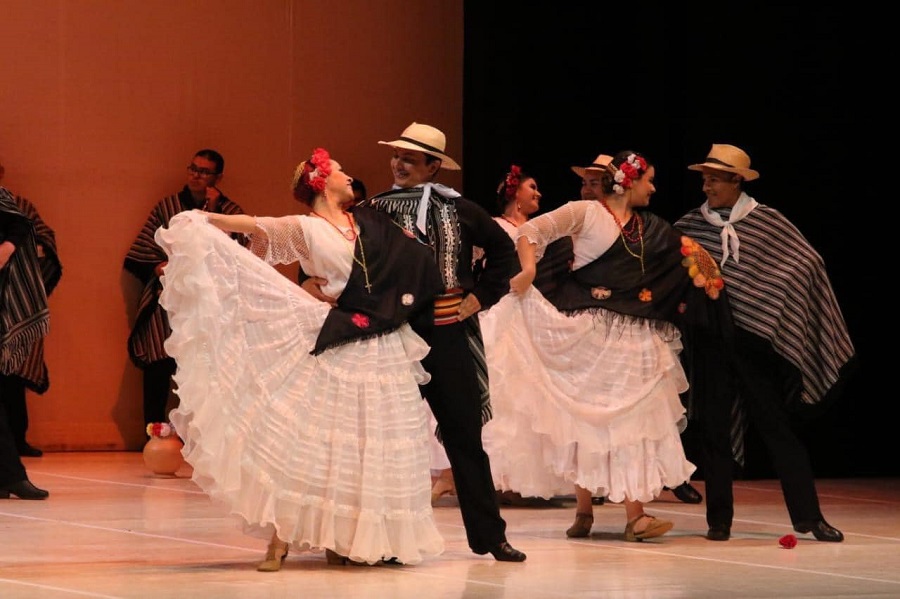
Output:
[
  {"xmin": 0, "ymin": 479, "xmax": 49, "ymax": 500},
  {"xmin": 794, "ymin": 519, "xmax": 844, "ymax": 542},
  {"xmin": 488, "ymin": 542, "xmax": 526, "ymax": 562},
  {"xmin": 669, "ymin": 482, "xmax": 702, "ymax": 504},
  {"xmin": 706, "ymin": 525, "xmax": 731, "ymax": 541},
  {"xmin": 17, "ymin": 443, "xmax": 43, "ymax": 457}
]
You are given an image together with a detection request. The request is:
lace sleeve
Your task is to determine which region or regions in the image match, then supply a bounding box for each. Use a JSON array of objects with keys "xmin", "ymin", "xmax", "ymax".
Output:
[
  {"xmin": 517, "ymin": 201, "xmax": 588, "ymax": 261},
  {"xmin": 248, "ymin": 215, "xmax": 310, "ymax": 265}
]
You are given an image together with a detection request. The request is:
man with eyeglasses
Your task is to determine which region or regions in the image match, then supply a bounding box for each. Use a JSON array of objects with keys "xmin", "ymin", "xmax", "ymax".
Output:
[{"xmin": 124, "ymin": 149, "xmax": 247, "ymax": 431}]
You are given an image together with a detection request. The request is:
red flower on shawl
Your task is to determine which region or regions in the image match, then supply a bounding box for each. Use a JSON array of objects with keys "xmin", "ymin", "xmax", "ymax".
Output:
[{"xmin": 351, "ymin": 313, "xmax": 370, "ymax": 329}]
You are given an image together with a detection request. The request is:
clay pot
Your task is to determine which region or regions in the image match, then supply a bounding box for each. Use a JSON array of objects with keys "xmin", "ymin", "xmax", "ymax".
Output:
[{"xmin": 142, "ymin": 435, "xmax": 185, "ymax": 476}]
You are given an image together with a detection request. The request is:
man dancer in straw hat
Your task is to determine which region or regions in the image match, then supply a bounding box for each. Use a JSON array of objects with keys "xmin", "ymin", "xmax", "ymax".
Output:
[
  {"xmin": 677, "ymin": 143, "xmax": 856, "ymax": 542},
  {"xmin": 363, "ymin": 123, "xmax": 525, "ymax": 562}
]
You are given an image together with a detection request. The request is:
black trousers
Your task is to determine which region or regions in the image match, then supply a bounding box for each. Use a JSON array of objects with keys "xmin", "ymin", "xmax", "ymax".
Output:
[
  {"xmin": 0, "ymin": 373, "xmax": 29, "ymax": 449},
  {"xmin": 702, "ymin": 330, "xmax": 823, "ymax": 528},
  {"xmin": 142, "ymin": 358, "xmax": 177, "ymax": 427},
  {"xmin": 0, "ymin": 398, "xmax": 27, "ymax": 486},
  {"xmin": 421, "ymin": 321, "xmax": 507, "ymax": 553}
]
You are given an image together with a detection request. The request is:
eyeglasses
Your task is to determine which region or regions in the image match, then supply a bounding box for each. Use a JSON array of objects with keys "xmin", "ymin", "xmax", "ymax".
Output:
[{"xmin": 187, "ymin": 164, "xmax": 219, "ymax": 177}]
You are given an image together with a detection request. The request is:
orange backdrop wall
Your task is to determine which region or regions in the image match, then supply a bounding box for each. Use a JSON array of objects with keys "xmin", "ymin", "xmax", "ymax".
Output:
[{"xmin": 0, "ymin": 0, "xmax": 463, "ymax": 450}]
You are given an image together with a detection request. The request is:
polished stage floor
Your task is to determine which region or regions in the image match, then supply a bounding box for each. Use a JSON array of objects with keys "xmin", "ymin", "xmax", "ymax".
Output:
[{"xmin": 1, "ymin": 452, "xmax": 898, "ymax": 598}]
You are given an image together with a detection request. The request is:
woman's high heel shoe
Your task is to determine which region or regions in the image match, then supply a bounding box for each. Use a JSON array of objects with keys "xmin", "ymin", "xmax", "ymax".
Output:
[
  {"xmin": 566, "ymin": 512, "xmax": 594, "ymax": 538},
  {"xmin": 257, "ymin": 538, "xmax": 289, "ymax": 572},
  {"xmin": 430, "ymin": 469, "xmax": 456, "ymax": 506}
]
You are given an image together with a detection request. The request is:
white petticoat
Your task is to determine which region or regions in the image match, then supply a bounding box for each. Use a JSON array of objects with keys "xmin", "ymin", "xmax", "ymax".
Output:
[
  {"xmin": 479, "ymin": 287, "xmax": 696, "ymax": 503},
  {"xmin": 155, "ymin": 211, "xmax": 444, "ymax": 565}
]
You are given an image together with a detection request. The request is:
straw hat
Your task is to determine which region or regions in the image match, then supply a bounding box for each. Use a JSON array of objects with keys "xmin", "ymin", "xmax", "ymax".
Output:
[
  {"xmin": 571, "ymin": 154, "xmax": 614, "ymax": 178},
  {"xmin": 688, "ymin": 144, "xmax": 759, "ymax": 181},
  {"xmin": 378, "ymin": 122, "xmax": 461, "ymax": 170}
]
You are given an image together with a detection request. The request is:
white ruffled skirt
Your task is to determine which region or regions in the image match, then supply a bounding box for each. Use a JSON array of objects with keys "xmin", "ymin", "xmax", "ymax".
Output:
[
  {"xmin": 155, "ymin": 211, "xmax": 444, "ymax": 565},
  {"xmin": 479, "ymin": 287, "xmax": 695, "ymax": 503}
]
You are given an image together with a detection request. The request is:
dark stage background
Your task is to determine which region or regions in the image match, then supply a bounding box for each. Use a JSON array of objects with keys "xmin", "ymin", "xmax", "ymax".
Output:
[{"xmin": 462, "ymin": 5, "xmax": 887, "ymax": 477}]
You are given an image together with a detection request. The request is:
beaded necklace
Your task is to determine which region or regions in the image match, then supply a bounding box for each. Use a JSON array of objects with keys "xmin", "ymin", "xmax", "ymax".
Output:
[
  {"xmin": 499, "ymin": 214, "xmax": 521, "ymax": 228},
  {"xmin": 311, "ymin": 209, "xmax": 357, "ymax": 240},
  {"xmin": 311, "ymin": 210, "xmax": 372, "ymax": 292},
  {"xmin": 600, "ymin": 200, "xmax": 645, "ymax": 274}
]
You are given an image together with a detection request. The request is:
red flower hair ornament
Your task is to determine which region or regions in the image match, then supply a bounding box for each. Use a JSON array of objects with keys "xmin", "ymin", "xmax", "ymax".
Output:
[
  {"xmin": 503, "ymin": 165, "xmax": 522, "ymax": 201},
  {"xmin": 290, "ymin": 147, "xmax": 332, "ymax": 199},
  {"xmin": 612, "ymin": 153, "xmax": 648, "ymax": 195},
  {"xmin": 306, "ymin": 147, "xmax": 332, "ymax": 193}
]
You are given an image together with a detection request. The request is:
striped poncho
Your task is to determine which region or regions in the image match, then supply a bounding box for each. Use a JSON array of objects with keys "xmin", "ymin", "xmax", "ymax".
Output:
[
  {"xmin": 124, "ymin": 188, "xmax": 245, "ymax": 368},
  {"xmin": 0, "ymin": 188, "xmax": 49, "ymax": 379},
  {"xmin": 7, "ymin": 195, "xmax": 62, "ymax": 392},
  {"xmin": 676, "ymin": 200, "xmax": 855, "ymax": 409}
]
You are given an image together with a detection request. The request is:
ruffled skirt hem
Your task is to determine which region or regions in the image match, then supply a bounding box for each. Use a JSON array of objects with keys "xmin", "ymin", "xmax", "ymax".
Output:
[
  {"xmin": 480, "ymin": 288, "xmax": 695, "ymax": 503},
  {"xmin": 155, "ymin": 211, "xmax": 444, "ymax": 564}
]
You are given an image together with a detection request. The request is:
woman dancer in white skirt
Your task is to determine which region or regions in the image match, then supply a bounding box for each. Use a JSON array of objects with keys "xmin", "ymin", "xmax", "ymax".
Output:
[
  {"xmin": 155, "ymin": 148, "xmax": 444, "ymax": 568},
  {"xmin": 480, "ymin": 150, "xmax": 725, "ymax": 541}
]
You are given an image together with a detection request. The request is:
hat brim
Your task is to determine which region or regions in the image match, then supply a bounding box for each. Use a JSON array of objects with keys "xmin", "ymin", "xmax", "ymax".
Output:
[
  {"xmin": 378, "ymin": 139, "xmax": 461, "ymax": 170},
  {"xmin": 571, "ymin": 165, "xmax": 609, "ymax": 178},
  {"xmin": 688, "ymin": 162, "xmax": 759, "ymax": 181}
]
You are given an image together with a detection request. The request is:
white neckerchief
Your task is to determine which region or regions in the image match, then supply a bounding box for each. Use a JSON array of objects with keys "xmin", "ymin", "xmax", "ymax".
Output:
[
  {"xmin": 700, "ymin": 191, "xmax": 758, "ymax": 266},
  {"xmin": 395, "ymin": 182, "xmax": 461, "ymax": 234}
]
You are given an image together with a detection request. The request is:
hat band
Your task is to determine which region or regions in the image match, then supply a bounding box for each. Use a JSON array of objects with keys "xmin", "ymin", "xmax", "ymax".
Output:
[
  {"xmin": 397, "ymin": 136, "xmax": 445, "ymax": 156},
  {"xmin": 705, "ymin": 157, "xmax": 737, "ymax": 168}
]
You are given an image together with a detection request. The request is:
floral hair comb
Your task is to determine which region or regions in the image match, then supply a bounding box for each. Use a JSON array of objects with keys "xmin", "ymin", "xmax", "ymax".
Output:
[{"xmin": 612, "ymin": 153, "xmax": 648, "ymax": 195}]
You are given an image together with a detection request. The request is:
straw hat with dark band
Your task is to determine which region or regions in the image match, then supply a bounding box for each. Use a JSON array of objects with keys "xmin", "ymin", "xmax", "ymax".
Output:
[
  {"xmin": 378, "ymin": 122, "xmax": 461, "ymax": 170},
  {"xmin": 688, "ymin": 144, "xmax": 759, "ymax": 181},
  {"xmin": 571, "ymin": 154, "xmax": 614, "ymax": 178}
]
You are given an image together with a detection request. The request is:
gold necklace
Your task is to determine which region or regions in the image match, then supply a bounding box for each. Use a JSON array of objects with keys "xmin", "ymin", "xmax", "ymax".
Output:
[
  {"xmin": 600, "ymin": 200, "xmax": 645, "ymax": 274},
  {"xmin": 312, "ymin": 211, "xmax": 371, "ymax": 293},
  {"xmin": 355, "ymin": 233, "xmax": 372, "ymax": 293}
]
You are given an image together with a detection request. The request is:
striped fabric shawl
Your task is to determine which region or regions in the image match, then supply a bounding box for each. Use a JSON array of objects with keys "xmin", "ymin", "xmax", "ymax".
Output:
[
  {"xmin": 125, "ymin": 190, "xmax": 245, "ymax": 367},
  {"xmin": 8, "ymin": 195, "xmax": 62, "ymax": 392},
  {"xmin": 677, "ymin": 203, "xmax": 855, "ymax": 408},
  {"xmin": 0, "ymin": 189, "xmax": 49, "ymax": 379}
]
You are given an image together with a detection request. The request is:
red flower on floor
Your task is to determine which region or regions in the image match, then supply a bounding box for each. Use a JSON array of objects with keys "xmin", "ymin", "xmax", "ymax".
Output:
[{"xmin": 779, "ymin": 534, "xmax": 797, "ymax": 549}]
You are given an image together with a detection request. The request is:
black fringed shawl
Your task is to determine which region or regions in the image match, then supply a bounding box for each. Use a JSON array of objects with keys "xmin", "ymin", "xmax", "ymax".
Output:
[{"xmin": 313, "ymin": 206, "xmax": 443, "ymax": 355}]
